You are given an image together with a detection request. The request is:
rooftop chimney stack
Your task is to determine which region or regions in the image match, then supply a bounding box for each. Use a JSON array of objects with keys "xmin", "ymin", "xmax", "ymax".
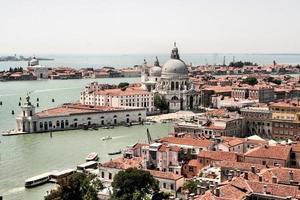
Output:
[
  {"xmin": 251, "ymin": 166, "xmax": 256, "ymax": 173},
  {"xmin": 272, "ymin": 176, "xmax": 278, "ymax": 184}
]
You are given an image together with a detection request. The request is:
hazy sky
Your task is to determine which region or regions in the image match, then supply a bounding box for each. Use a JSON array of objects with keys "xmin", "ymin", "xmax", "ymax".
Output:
[{"xmin": 0, "ymin": 0, "xmax": 300, "ymax": 54}]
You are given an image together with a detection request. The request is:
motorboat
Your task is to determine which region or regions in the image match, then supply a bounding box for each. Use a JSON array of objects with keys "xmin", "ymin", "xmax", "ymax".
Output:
[
  {"xmin": 86, "ymin": 152, "xmax": 99, "ymax": 162},
  {"xmin": 108, "ymin": 150, "xmax": 122, "ymax": 155},
  {"xmin": 101, "ymin": 136, "xmax": 112, "ymax": 141},
  {"xmin": 25, "ymin": 172, "xmax": 52, "ymax": 188}
]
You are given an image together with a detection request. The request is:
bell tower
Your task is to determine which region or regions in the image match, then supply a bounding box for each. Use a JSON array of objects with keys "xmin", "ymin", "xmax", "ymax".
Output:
[{"xmin": 17, "ymin": 95, "xmax": 37, "ymax": 133}]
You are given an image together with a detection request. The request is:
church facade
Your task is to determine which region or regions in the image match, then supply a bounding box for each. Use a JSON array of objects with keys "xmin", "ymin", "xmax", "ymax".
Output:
[{"xmin": 141, "ymin": 44, "xmax": 199, "ymax": 112}]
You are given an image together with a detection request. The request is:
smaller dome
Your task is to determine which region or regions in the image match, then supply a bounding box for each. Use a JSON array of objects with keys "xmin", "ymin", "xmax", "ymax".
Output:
[
  {"xmin": 150, "ymin": 66, "xmax": 162, "ymax": 77},
  {"xmin": 29, "ymin": 57, "xmax": 39, "ymax": 66}
]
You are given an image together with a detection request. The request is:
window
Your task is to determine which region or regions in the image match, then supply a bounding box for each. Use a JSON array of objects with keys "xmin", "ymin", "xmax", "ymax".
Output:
[
  {"xmin": 170, "ymin": 184, "xmax": 174, "ymax": 190},
  {"xmin": 109, "ymin": 173, "xmax": 112, "ymax": 180},
  {"xmin": 101, "ymin": 172, "xmax": 104, "ymax": 178},
  {"xmin": 56, "ymin": 120, "xmax": 60, "ymax": 127},
  {"xmin": 262, "ymin": 161, "xmax": 266, "ymax": 165},
  {"xmin": 163, "ymin": 183, "xmax": 166, "ymax": 188}
]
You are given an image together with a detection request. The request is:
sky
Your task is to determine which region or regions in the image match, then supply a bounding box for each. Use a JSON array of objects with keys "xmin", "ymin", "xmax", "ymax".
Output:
[{"xmin": 0, "ymin": 0, "xmax": 300, "ymax": 54}]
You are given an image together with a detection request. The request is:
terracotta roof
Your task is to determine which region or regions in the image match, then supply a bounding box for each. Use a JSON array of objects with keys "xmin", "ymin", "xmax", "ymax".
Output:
[
  {"xmin": 244, "ymin": 145, "xmax": 291, "ymax": 161},
  {"xmin": 198, "ymin": 151, "xmax": 237, "ymax": 162},
  {"xmin": 187, "ymin": 159, "xmax": 203, "ymax": 168},
  {"xmin": 36, "ymin": 103, "xmax": 144, "ymax": 118},
  {"xmin": 218, "ymin": 161, "xmax": 267, "ymax": 172},
  {"xmin": 159, "ymin": 137, "xmax": 214, "ymax": 148},
  {"xmin": 147, "ymin": 170, "xmax": 183, "ymax": 181},
  {"xmin": 260, "ymin": 167, "xmax": 300, "ymax": 185},
  {"xmin": 101, "ymin": 157, "xmax": 142, "ymax": 170},
  {"xmin": 94, "ymin": 87, "xmax": 150, "ymax": 96}
]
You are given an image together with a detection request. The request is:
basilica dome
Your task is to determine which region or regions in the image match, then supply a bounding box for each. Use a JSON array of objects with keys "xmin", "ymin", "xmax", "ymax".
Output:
[
  {"xmin": 162, "ymin": 59, "xmax": 188, "ymax": 75},
  {"xmin": 161, "ymin": 43, "xmax": 188, "ymax": 77}
]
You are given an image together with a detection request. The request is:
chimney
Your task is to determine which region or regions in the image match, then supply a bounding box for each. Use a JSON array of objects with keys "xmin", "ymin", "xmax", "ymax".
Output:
[
  {"xmin": 251, "ymin": 166, "xmax": 256, "ymax": 173},
  {"xmin": 263, "ymin": 185, "xmax": 267, "ymax": 194},
  {"xmin": 228, "ymin": 173, "xmax": 233, "ymax": 181},
  {"xmin": 289, "ymin": 171, "xmax": 294, "ymax": 182},
  {"xmin": 272, "ymin": 176, "xmax": 278, "ymax": 184},
  {"xmin": 244, "ymin": 172, "xmax": 249, "ymax": 180},
  {"xmin": 259, "ymin": 175, "xmax": 263, "ymax": 182},
  {"xmin": 236, "ymin": 169, "xmax": 241, "ymax": 176},
  {"xmin": 215, "ymin": 188, "xmax": 220, "ymax": 197},
  {"xmin": 196, "ymin": 185, "xmax": 201, "ymax": 195},
  {"xmin": 189, "ymin": 193, "xmax": 195, "ymax": 200},
  {"xmin": 200, "ymin": 186, "xmax": 206, "ymax": 195}
]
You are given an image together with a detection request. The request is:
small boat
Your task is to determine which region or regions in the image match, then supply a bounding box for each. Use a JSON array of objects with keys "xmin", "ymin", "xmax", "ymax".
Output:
[
  {"xmin": 108, "ymin": 150, "xmax": 122, "ymax": 155},
  {"xmin": 101, "ymin": 126, "xmax": 109, "ymax": 129},
  {"xmin": 11, "ymin": 110, "xmax": 15, "ymax": 115},
  {"xmin": 101, "ymin": 136, "xmax": 112, "ymax": 141},
  {"xmin": 86, "ymin": 152, "xmax": 99, "ymax": 162},
  {"xmin": 144, "ymin": 121, "xmax": 153, "ymax": 125},
  {"xmin": 25, "ymin": 172, "xmax": 52, "ymax": 188}
]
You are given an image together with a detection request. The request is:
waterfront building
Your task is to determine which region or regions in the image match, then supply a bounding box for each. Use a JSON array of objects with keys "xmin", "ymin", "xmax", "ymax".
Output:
[
  {"xmin": 16, "ymin": 96, "xmax": 146, "ymax": 133},
  {"xmin": 141, "ymin": 44, "xmax": 199, "ymax": 112},
  {"xmin": 28, "ymin": 57, "xmax": 48, "ymax": 79},
  {"xmin": 80, "ymin": 84, "xmax": 154, "ymax": 113}
]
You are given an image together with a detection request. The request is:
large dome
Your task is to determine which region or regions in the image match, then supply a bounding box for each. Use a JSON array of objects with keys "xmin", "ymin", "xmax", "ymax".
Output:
[{"xmin": 162, "ymin": 59, "xmax": 188, "ymax": 75}]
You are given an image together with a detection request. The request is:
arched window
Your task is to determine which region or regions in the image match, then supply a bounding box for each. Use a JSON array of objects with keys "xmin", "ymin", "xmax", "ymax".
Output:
[
  {"xmin": 126, "ymin": 114, "xmax": 130, "ymax": 117},
  {"xmin": 65, "ymin": 120, "xmax": 69, "ymax": 126},
  {"xmin": 40, "ymin": 122, "xmax": 43, "ymax": 129},
  {"xmin": 49, "ymin": 121, "xmax": 53, "ymax": 128},
  {"xmin": 74, "ymin": 118, "xmax": 78, "ymax": 121},
  {"xmin": 171, "ymin": 82, "xmax": 174, "ymax": 90},
  {"xmin": 56, "ymin": 120, "xmax": 60, "ymax": 127},
  {"xmin": 176, "ymin": 82, "xmax": 179, "ymax": 90},
  {"xmin": 113, "ymin": 115, "xmax": 117, "ymax": 118},
  {"xmin": 171, "ymin": 96, "xmax": 179, "ymax": 100}
]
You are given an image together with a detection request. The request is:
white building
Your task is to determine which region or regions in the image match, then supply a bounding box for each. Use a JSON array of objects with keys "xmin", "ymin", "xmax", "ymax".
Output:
[
  {"xmin": 141, "ymin": 44, "xmax": 199, "ymax": 112},
  {"xmin": 16, "ymin": 96, "xmax": 146, "ymax": 133},
  {"xmin": 80, "ymin": 85, "xmax": 155, "ymax": 113},
  {"xmin": 28, "ymin": 57, "xmax": 48, "ymax": 79}
]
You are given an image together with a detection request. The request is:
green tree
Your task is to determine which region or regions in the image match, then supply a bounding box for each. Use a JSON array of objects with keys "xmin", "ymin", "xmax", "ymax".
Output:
[
  {"xmin": 242, "ymin": 77, "xmax": 258, "ymax": 86},
  {"xmin": 118, "ymin": 82, "xmax": 129, "ymax": 88},
  {"xmin": 111, "ymin": 168, "xmax": 159, "ymax": 200},
  {"xmin": 45, "ymin": 172, "xmax": 102, "ymax": 200},
  {"xmin": 183, "ymin": 179, "xmax": 201, "ymax": 194},
  {"xmin": 154, "ymin": 94, "xmax": 168, "ymax": 112}
]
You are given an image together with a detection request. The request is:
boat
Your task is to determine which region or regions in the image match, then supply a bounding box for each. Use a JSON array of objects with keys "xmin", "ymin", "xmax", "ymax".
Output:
[
  {"xmin": 144, "ymin": 121, "xmax": 154, "ymax": 125},
  {"xmin": 108, "ymin": 150, "xmax": 122, "ymax": 155},
  {"xmin": 86, "ymin": 152, "xmax": 99, "ymax": 162},
  {"xmin": 25, "ymin": 172, "xmax": 52, "ymax": 188},
  {"xmin": 101, "ymin": 136, "xmax": 112, "ymax": 141}
]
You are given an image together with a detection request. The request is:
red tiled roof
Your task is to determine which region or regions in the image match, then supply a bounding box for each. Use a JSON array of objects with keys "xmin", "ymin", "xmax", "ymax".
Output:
[
  {"xmin": 147, "ymin": 170, "xmax": 183, "ymax": 181},
  {"xmin": 244, "ymin": 145, "xmax": 291, "ymax": 161},
  {"xmin": 198, "ymin": 151, "xmax": 237, "ymax": 162},
  {"xmin": 94, "ymin": 87, "xmax": 150, "ymax": 96},
  {"xmin": 159, "ymin": 136, "xmax": 214, "ymax": 148},
  {"xmin": 36, "ymin": 103, "xmax": 144, "ymax": 118}
]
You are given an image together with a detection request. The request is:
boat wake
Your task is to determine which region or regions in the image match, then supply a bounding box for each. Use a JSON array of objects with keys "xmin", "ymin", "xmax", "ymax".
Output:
[
  {"xmin": 3, "ymin": 186, "xmax": 25, "ymax": 196},
  {"xmin": 34, "ymin": 87, "xmax": 81, "ymax": 93}
]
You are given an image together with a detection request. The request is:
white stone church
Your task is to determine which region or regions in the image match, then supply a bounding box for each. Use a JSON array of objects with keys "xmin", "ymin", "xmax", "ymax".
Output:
[{"xmin": 141, "ymin": 44, "xmax": 199, "ymax": 112}]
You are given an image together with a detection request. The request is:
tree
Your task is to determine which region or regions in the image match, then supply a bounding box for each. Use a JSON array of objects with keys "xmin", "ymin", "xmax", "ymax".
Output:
[
  {"xmin": 242, "ymin": 77, "xmax": 258, "ymax": 86},
  {"xmin": 111, "ymin": 168, "xmax": 159, "ymax": 200},
  {"xmin": 118, "ymin": 82, "xmax": 129, "ymax": 88},
  {"xmin": 45, "ymin": 172, "xmax": 102, "ymax": 200},
  {"xmin": 183, "ymin": 179, "xmax": 201, "ymax": 194},
  {"xmin": 154, "ymin": 94, "xmax": 168, "ymax": 112}
]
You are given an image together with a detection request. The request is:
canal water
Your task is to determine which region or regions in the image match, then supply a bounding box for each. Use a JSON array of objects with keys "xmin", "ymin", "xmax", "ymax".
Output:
[{"xmin": 0, "ymin": 78, "xmax": 173, "ymax": 200}]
